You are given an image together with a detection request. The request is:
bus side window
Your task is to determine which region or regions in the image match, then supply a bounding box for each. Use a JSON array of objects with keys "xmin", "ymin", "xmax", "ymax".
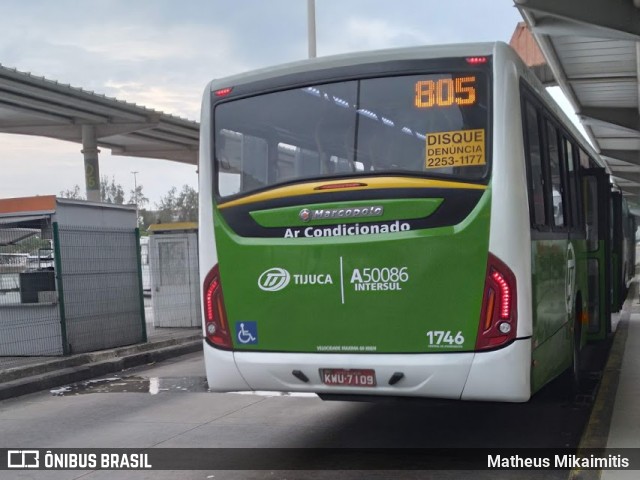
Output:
[
  {"xmin": 584, "ymin": 172, "xmax": 599, "ymax": 251},
  {"xmin": 578, "ymin": 147, "xmax": 598, "ymax": 247},
  {"xmin": 544, "ymin": 120, "xmax": 566, "ymax": 228},
  {"xmin": 579, "ymin": 148, "xmax": 591, "ymax": 169},
  {"xmin": 562, "ymin": 137, "xmax": 581, "ymax": 229},
  {"xmin": 523, "ymin": 100, "xmax": 547, "ymax": 227}
]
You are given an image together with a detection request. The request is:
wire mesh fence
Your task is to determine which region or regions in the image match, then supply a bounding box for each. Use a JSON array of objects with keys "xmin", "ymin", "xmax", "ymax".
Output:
[
  {"xmin": 0, "ymin": 220, "xmax": 63, "ymax": 356},
  {"xmin": 147, "ymin": 228, "xmax": 201, "ymax": 329},
  {"xmin": 56, "ymin": 225, "xmax": 146, "ymax": 354},
  {"xmin": 0, "ymin": 221, "xmax": 146, "ymax": 357}
]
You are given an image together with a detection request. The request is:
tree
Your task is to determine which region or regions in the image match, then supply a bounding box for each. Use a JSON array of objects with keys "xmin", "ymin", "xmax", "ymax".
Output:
[
  {"xmin": 100, "ymin": 175, "xmax": 125, "ymax": 204},
  {"xmin": 59, "ymin": 185, "xmax": 85, "ymax": 200},
  {"xmin": 154, "ymin": 185, "xmax": 198, "ymax": 223},
  {"xmin": 155, "ymin": 187, "xmax": 178, "ymax": 223},
  {"xmin": 175, "ymin": 185, "xmax": 198, "ymax": 222},
  {"xmin": 139, "ymin": 209, "xmax": 156, "ymax": 230},
  {"xmin": 128, "ymin": 184, "xmax": 149, "ymax": 210}
]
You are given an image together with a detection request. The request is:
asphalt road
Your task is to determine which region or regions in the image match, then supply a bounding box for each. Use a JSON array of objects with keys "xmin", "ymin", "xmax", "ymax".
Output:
[{"xmin": 0, "ymin": 348, "xmax": 607, "ymax": 480}]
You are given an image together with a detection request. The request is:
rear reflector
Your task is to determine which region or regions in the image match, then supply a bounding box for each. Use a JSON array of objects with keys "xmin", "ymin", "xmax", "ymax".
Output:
[
  {"xmin": 203, "ymin": 264, "xmax": 233, "ymax": 349},
  {"xmin": 476, "ymin": 253, "xmax": 517, "ymax": 350}
]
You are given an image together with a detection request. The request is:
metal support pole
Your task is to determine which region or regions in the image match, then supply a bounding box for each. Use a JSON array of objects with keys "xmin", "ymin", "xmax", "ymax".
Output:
[
  {"xmin": 307, "ymin": 0, "xmax": 317, "ymax": 59},
  {"xmin": 131, "ymin": 171, "xmax": 139, "ymax": 227},
  {"xmin": 53, "ymin": 222, "xmax": 70, "ymax": 355},
  {"xmin": 82, "ymin": 125, "xmax": 101, "ymax": 202},
  {"xmin": 135, "ymin": 227, "xmax": 148, "ymax": 343}
]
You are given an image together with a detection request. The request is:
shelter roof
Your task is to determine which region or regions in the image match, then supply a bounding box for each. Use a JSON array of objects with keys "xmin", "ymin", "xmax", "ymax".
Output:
[
  {"xmin": 515, "ymin": 0, "xmax": 640, "ymax": 206},
  {"xmin": 0, "ymin": 64, "xmax": 198, "ymax": 164}
]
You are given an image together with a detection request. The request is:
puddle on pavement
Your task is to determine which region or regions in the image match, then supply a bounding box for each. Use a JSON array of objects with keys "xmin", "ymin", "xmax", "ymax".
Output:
[
  {"xmin": 49, "ymin": 376, "xmax": 317, "ymax": 397},
  {"xmin": 50, "ymin": 376, "xmax": 209, "ymax": 395}
]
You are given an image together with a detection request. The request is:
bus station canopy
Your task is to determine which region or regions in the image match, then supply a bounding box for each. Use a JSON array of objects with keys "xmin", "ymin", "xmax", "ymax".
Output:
[
  {"xmin": 515, "ymin": 0, "xmax": 640, "ymax": 207},
  {"xmin": 0, "ymin": 64, "xmax": 198, "ymax": 165}
]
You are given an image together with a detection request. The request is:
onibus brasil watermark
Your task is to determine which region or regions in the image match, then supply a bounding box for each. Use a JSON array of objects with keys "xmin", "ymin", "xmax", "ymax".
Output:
[{"xmin": 7, "ymin": 450, "xmax": 151, "ymax": 470}]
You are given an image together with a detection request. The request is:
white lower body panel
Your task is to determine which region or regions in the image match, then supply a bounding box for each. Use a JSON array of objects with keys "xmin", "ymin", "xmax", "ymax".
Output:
[
  {"xmin": 204, "ymin": 338, "xmax": 532, "ymax": 402},
  {"xmin": 461, "ymin": 338, "xmax": 531, "ymax": 402}
]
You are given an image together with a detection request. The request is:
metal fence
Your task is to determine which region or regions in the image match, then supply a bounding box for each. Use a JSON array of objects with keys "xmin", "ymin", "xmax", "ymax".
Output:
[
  {"xmin": 148, "ymin": 230, "xmax": 201, "ymax": 328},
  {"xmin": 0, "ymin": 221, "xmax": 63, "ymax": 356},
  {"xmin": 56, "ymin": 225, "xmax": 146, "ymax": 354},
  {"xmin": 0, "ymin": 221, "xmax": 146, "ymax": 356}
]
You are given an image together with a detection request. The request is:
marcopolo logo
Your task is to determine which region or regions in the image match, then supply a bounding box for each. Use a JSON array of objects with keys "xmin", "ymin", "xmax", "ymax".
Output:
[
  {"xmin": 299, "ymin": 209, "xmax": 311, "ymax": 222},
  {"xmin": 299, "ymin": 205, "xmax": 383, "ymax": 222},
  {"xmin": 258, "ymin": 268, "xmax": 291, "ymax": 292}
]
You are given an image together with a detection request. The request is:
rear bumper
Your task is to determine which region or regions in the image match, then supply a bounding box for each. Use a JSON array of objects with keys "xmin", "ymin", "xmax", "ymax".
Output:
[{"xmin": 203, "ymin": 338, "xmax": 531, "ymax": 402}]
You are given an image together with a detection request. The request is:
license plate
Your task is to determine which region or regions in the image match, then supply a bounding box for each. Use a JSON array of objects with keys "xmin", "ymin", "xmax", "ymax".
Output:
[{"xmin": 320, "ymin": 369, "xmax": 376, "ymax": 387}]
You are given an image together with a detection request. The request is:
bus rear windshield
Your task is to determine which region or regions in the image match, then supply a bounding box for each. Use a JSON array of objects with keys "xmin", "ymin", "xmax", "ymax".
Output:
[{"xmin": 214, "ymin": 71, "xmax": 490, "ymax": 198}]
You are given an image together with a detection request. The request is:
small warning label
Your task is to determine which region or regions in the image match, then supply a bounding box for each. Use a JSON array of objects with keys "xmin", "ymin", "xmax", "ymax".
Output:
[{"xmin": 425, "ymin": 129, "xmax": 486, "ymax": 169}]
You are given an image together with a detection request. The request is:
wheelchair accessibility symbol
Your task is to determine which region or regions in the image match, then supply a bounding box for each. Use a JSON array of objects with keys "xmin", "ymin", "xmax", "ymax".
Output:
[{"xmin": 236, "ymin": 321, "xmax": 258, "ymax": 345}]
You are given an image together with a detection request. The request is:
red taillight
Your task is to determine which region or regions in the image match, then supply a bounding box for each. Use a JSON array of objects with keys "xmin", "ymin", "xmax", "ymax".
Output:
[
  {"xmin": 476, "ymin": 253, "xmax": 517, "ymax": 350},
  {"xmin": 492, "ymin": 271, "xmax": 511, "ymax": 319},
  {"xmin": 466, "ymin": 56, "xmax": 488, "ymax": 65},
  {"xmin": 214, "ymin": 87, "xmax": 233, "ymax": 97},
  {"xmin": 203, "ymin": 264, "xmax": 233, "ymax": 349}
]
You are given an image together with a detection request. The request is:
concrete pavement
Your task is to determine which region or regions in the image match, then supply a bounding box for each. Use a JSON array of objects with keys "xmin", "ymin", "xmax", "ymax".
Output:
[
  {"xmin": 599, "ymin": 293, "xmax": 640, "ymax": 479},
  {"xmin": 571, "ymin": 280, "xmax": 640, "ymax": 479},
  {"xmin": 0, "ymin": 326, "xmax": 201, "ymax": 401}
]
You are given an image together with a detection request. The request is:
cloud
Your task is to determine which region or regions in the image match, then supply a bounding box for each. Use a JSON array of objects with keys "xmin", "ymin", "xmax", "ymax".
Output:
[
  {"xmin": 102, "ymin": 81, "xmax": 201, "ymax": 120},
  {"xmin": 320, "ymin": 17, "xmax": 435, "ymax": 56}
]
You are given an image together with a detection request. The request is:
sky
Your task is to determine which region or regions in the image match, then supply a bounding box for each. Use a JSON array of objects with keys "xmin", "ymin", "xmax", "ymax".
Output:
[{"xmin": 0, "ymin": 0, "xmax": 532, "ymax": 208}]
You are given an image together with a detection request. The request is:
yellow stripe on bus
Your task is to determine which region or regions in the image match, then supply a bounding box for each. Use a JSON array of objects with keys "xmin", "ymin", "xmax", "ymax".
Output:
[{"xmin": 218, "ymin": 177, "xmax": 487, "ymax": 209}]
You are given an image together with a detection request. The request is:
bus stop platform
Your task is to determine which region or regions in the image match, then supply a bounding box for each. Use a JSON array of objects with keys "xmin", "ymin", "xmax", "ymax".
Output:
[
  {"xmin": 0, "ymin": 325, "xmax": 201, "ymax": 401},
  {"xmin": 573, "ymin": 279, "xmax": 640, "ymax": 480}
]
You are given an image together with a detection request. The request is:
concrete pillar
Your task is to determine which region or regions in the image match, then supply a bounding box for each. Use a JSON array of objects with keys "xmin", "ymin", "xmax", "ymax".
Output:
[{"xmin": 82, "ymin": 125, "xmax": 101, "ymax": 202}]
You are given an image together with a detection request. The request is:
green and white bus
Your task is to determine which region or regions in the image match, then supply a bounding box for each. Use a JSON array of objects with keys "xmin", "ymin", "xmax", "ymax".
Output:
[{"xmin": 199, "ymin": 42, "xmax": 633, "ymax": 402}]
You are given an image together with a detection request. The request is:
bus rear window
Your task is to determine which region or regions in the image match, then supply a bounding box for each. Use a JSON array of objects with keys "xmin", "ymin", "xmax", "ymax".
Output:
[{"xmin": 214, "ymin": 72, "xmax": 490, "ymax": 198}]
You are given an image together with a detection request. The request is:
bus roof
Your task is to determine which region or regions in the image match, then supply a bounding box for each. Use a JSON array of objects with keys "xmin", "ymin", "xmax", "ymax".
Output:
[{"xmin": 208, "ymin": 42, "xmax": 501, "ymax": 92}]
